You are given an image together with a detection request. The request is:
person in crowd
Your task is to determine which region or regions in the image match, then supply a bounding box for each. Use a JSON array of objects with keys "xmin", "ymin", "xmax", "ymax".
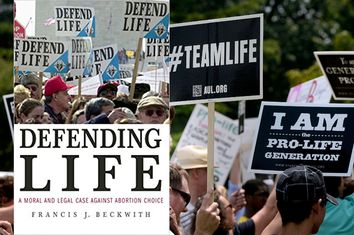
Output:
[
  {"xmin": 41, "ymin": 112, "xmax": 52, "ymax": 124},
  {"xmin": 112, "ymin": 93, "xmax": 137, "ymax": 113},
  {"xmin": 170, "ymin": 164, "xmax": 220, "ymax": 235},
  {"xmin": 14, "ymin": 84, "xmax": 31, "ymax": 108},
  {"xmin": 314, "ymin": 176, "xmax": 354, "ymax": 235},
  {"xmin": 71, "ymin": 109, "xmax": 86, "ymax": 124},
  {"xmin": 20, "ymin": 73, "xmax": 41, "ymax": 100},
  {"xmin": 65, "ymin": 96, "xmax": 87, "ymax": 124},
  {"xmin": 263, "ymin": 165, "xmax": 338, "ymax": 235},
  {"xmin": 239, "ymin": 179, "xmax": 269, "ymax": 223},
  {"xmin": 84, "ymin": 97, "xmax": 115, "ymax": 123},
  {"xmin": 43, "ymin": 75, "xmax": 73, "ymax": 124},
  {"xmin": 0, "ymin": 176, "xmax": 13, "ymax": 208},
  {"xmin": 97, "ymin": 82, "xmax": 118, "ymax": 100},
  {"xmin": 136, "ymin": 95, "xmax": 168, "ymax": 124},
  {"xmin": 191, "ymin": 191, "xmax": 235, "ymax": 235},
  {"xmin": 17, "ymin": 98, "xmax": 44, "ymax": 124}
]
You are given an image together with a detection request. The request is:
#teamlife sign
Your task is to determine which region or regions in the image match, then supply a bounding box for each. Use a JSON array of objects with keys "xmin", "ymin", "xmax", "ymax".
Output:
[
  {"xmin": 119, "ymin": 0, "xmax": 169, "ymax": 39},
  {"xmin": 14, "ymin": 124, "xmax": 169, "ymax": 235},
  {"xmin": 93, "ymin": 44, "xmax": 119, "ymax": 82},
  {"xmin": 170, "ymin": 14, "xmax": 263, "ymax": 105},
  {"xmin": 14, "ymin": 38, "xmax": 69, "ymax": 74},
  {"xmin": 314, "ymin": 51, "xmax": 354, "ymax": 100},
  {"xmin": 249, "ymin": 102, "xmax": 354, "ymax": 176},
  {"xmin": 55, "ymin": 6, "xmax": 96, "ymax": 37}
]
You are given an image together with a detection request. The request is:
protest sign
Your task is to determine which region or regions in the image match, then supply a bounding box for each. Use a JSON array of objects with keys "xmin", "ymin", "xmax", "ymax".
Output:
[
  {"xmin": 121, "ymin": 68, "xmax": 169, "ymax": 92},
  {"xmin": 14, "ymin": 19, "xmax": 26, "ymax": 38},
  {"xmin": 93, "ymin": 44, "xmax": 119, "ymax": 82},
  {"xmin": 68, "ymin": 74, "xmax": 102, "ymax": 96},
  {"xmin": 14, "ymin": 38, "xmax": 69, "ymax": 73},
  {"xmin": 2, "ymin": 94, "xmax": 14, "ymax": 139},
  {"xmin": 55, "ymin": 6, "xmax": 96, "ymax": 37},
  {"xmin": 145, "ymin": 36, "xmax": 169, "ymax": 58},
  {"xmin": 172, "ymin": 104, "xmax": 241, "ymax": 185},
  {"xmin": 287, "ymin": 76, "xmax": 332, "ymax": 103},
  {"xmin": 170, "ymin": 14, "xmax": 263, "ymax": 105},
  {"xmin": 249, "ymin": 102, "xmax": 354, "ymax": 176},
  {"xmin": 69, "ymin": 37, "xmax": 92, "ymax": 77},
  {"xmin": 120, "ymin": 0, "xmax": 169, "ymax": 39},
  {"xmin": 14, "ymin": 124, "xmax": 169, "ymax": 235},
  {"xmin": 314, "ymin": 51, "xmax": 354, "ymax": 100}
]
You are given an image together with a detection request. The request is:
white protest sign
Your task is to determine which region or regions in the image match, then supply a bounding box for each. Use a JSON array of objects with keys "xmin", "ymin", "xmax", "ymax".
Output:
[
  {"xmin": 68, "ymin": 74, "xmax": 102, "ymax": 96},
  {"xmin": 55, "ymin": 6, "xmax": 96, "ymax": 37},
  {"xmin": 172, "ymin": 104, "xmax": 240, "ymax": 186},
  {"xmin": 145, "ymin": 36, "xmax": 169, "ymax": 58},
  {"xmin": 121, "ymin": 68, "xmax": 169, "ymax": 92},
  {"xmin": 120, "ymin": 0, "xmax": 169, "ymax": 39},
  {"xmin": 287, "ymin": 76, "xmax": 332, "ymax": 103},
  {"xmin": 69, "ymin": 37, "xmax": 93, "ymax": 77},
  {"xmin": 14, "ymin": 38, "xmax": 69, "ymax": 73},
  {"xmin": 93, "ymin": 44, "xmax": 119, "ymax": 82}
]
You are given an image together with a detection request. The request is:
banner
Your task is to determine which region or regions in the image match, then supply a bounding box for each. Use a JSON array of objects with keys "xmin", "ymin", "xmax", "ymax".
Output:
[
  {"xmin": 69, "ymin": 37, "xmax": 93, "ymax": 77},
  {"xmin": 314, "ymin": 51, "xmax": 354, "ymax": 100},
  {"xmin": 14, "ymin": 124, "xmax": 169, "ymax": 235},
  {"xmin": 172, "ymin": 104, "xmax": 240, "ymax": 186},
  {"xmin": 68, "ymin": 74, "xmax": 102, "ymax": 96},
  {"xmin": 170, "ymin": 14, "xmax": 263, "ymax": 105},
  {"xmin": 14, "ymin": 38, "xmax": 69, "ymax": 73},
  {"xmin": 14, "ymin": 19, "xmax": 26, "ymax": 38},
  {"xmin": 249, "ymin": 102, "xmax": 354, "ymax": 176},
  {"xmin": 93, "ymin": 44, "xmax": 120, "ymax": 82},
  {"xmin": 287, "ymin": 76, "xmax": 332, "ymax": 103},
  {"xmin": 145, "ymin": 36, "xmax": 169, "ymax": 58},
  {"xmin": 55, "ymin": 6, "xmax": 96, "ymax": 37}
]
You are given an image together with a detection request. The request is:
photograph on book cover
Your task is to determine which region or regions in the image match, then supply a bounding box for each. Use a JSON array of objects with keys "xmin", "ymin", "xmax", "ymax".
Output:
[{"xmin": 13, "ymin": 0, "xmax": 170, "ymax": 234}]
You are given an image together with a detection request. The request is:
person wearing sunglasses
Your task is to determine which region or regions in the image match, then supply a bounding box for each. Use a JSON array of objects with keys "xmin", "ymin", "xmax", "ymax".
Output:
[
  {"xmin": 20, "ymin": 73, "xmax": 41, "ymax": 100},
  {"xmin": 97, "ymin": 82, "xmax": 118, "ymax": 101},
  {"xmin": 136, "ymin": 95, "xmax": 168, "ymax": 124}
]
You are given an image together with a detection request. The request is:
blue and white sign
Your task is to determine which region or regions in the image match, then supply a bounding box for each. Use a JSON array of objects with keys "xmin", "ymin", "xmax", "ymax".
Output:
[{"xmin": 93, "ymin": 44, "xmax": 119, "ymax": 82}]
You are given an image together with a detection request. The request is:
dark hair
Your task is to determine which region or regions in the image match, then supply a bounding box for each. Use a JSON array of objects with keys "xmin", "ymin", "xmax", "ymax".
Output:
[
  {"xmin": 242, "ymin": 179, "xmax": 268, "ymax": 195},
  {"xmin": 170, "ymin": 163, "xmax": 188, "ymax": 190},
  {"xmin": 277, "ymin": 200, "xmax": 317, "ymax": 225},
  {"xmin": 324, "ymin": 177, "xmax": 342, "ymax": 198},
  {"xmin": 0, "ymin": 175, "xmax": 14, "ymax": 204}
]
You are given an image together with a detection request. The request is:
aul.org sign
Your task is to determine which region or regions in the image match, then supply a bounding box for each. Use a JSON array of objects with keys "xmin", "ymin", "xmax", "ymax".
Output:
[
  {"xmin": 249, "ymin": 102, "xmax": 354, "ymax": 176},
  {"xmin": 170, "ymin": 14, "xmax": 263, "ymax": 105}
]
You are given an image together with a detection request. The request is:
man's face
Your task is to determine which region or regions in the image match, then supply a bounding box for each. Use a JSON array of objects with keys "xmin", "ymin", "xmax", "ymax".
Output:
[
  {"xmin": 99, "ymin": 88, "xmax": 117, "ymax": 100},
  {"xmin": 170, "ymin": 176, "xmax": 190, "ymax": 221},
  {"xmin": 25, "ymin": 84, "xmax": 41, "ymax": 100},
  {"xmin": 137, "ymin": 105, "xmax": 167, "ymax": 124},
  {"xmin": 53, "ymin": 90, "xmax": 71, "ymax": 112}
]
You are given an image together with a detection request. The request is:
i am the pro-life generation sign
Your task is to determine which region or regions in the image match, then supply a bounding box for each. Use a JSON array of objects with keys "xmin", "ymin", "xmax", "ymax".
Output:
[
  {"xmin": 170, "ymin": 14, "xmax": 263, "ymax": 105},
  {"xmin": 249, "ymin": 102, "xmax": 354, "ymax": 176},
  {"xmin": 315, "ymin": 51, "xmax": 354, "ymax": 100}
]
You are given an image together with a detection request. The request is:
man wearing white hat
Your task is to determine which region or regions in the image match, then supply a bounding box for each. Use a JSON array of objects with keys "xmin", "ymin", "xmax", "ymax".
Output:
[{"xmin": 176, "ymin": 145, "xmax": 208, "ymax": 235}]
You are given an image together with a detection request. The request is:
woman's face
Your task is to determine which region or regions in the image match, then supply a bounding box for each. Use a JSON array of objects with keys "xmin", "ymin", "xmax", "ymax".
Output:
[{"xmin": 21, "ymin": 105, "xmax": 44, "ymax": 123}]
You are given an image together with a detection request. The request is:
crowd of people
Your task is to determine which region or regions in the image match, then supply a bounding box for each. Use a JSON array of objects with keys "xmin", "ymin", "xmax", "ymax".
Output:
[
  {"xmin": 14, "ymin": 73, "xmax": 170, "ymax": 125},
  {"xmin": 169, "ymin": 145, "xmax": 354, "ymax": 235}
]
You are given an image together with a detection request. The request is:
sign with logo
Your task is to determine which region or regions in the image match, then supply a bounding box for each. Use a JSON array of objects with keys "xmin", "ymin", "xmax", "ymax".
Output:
[
  {"xmin": 287, "ymin": 76, "xmax": 332, "ymax": 103},
  {"xmin": 172, "ymin": 104, "xmax": 241, "ymax": 185},
  {"xmin": 2, "ymin": 94, "xmax": 14, "ymax": 139},
  {"xmin": 92, "ymin": 44, "xmax": 119, "ymax": 82},
  {"xmin": 249, "ymin": 102, "xmax": 354, "ymax": 176},
  {"xmin": 55, "ymin": 6, "xmax": 96, "ymax": 37},
  {"xmin": 314, "ymin": 51, "xmax": 354, "ymax": 100},
  {"xmin": 14, "ymin": 38, "xmax": 69, "ymax": 73},
  {"xmin": 14, "ymin": 20, "xmax": 26, "ymax": 38},
  {"xmin": 170, "ymin": 14, "xmax": 263, "ymax": 105},
  {"xmin": 120, "ymin": 0, "xmax": 169, "ymax": 39},
  {"xmin": 69, "ymin": 37, "xmax": 93, "ymax": 77},
  {"xmin": 14, "ymin": 124, "xmax": 169, "ymax": 234}
]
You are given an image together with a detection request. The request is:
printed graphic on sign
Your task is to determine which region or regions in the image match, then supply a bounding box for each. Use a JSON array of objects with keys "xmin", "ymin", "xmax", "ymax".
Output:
[
  {"xmin": 287, "ymin": 76, "xmax": 332, "ymax": 103},
  {"xmin": 249, "ymin": 102, "xmax": 354, "ymax": 176},
  {"xmin": 14, "ymin": 124, "xmax": 169, "ymax": 235},
  {"xmin": 14, "ymin": 20, "xmax": 26, "ymax": 38},
  {"xmin": 170, "ymin": 14, "xmax": 263, "ymax": 105},
  {"xmin": 55, "ymin": 6, "xmax": 96, "ymax": 37},
  {"xmin": 14, "ymin": 38, "xmax": 69, "ymax": 73},
  {"xmin": 70, "ymin": 37, "xmax": 93, "ymax": 77},
  {"xmin": 121, "ymin": 0, "xmax": 169, "ymax": 38},
  {"xmin": 315, "ymin": 51, "xmax": 354, "ymax": 100},
  {"xmin": 92, "ymin": 44, "xmax": 119, "ymax": 82},
  {"xmin": 171, "ymin": 104, "xmax": 240, "ymax": 185}
]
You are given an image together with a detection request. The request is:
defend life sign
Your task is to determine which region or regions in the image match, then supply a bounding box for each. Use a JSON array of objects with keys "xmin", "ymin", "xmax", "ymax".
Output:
[
  {"xmin": 170, "ymin": 14, "xmax": 263, "ymax": 105},
  {"xmin": 249, "ymin": 102, "xmax": 354, "ymax": 176},
  {"xmin": 69, "ymin": 37, "xmax": 92, "ymax": 77},
  {"xmin": 55, "ymin": 6, "xmax": 96, "ymax": 37},
  {"xmin": 14, "ymin": 38, "xmax": 69, "ymax": 73},
  {"xmin": 14, "ymin": 124, "xmax": 169, "ymax": 235},
  {"xmin": 92, "ymin": 44, "xmax": 119, "ymax": 82},
  {"xmin": 172, "ymin": 104, "xmax": 241, "ymax": 186},
  {"xmin": 119, "ymin": 0, "xmax": 169, "ymax": 39},
  {"xmin": 314, "ymin": 51, "xmax": 354, "ymax": 100}
]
